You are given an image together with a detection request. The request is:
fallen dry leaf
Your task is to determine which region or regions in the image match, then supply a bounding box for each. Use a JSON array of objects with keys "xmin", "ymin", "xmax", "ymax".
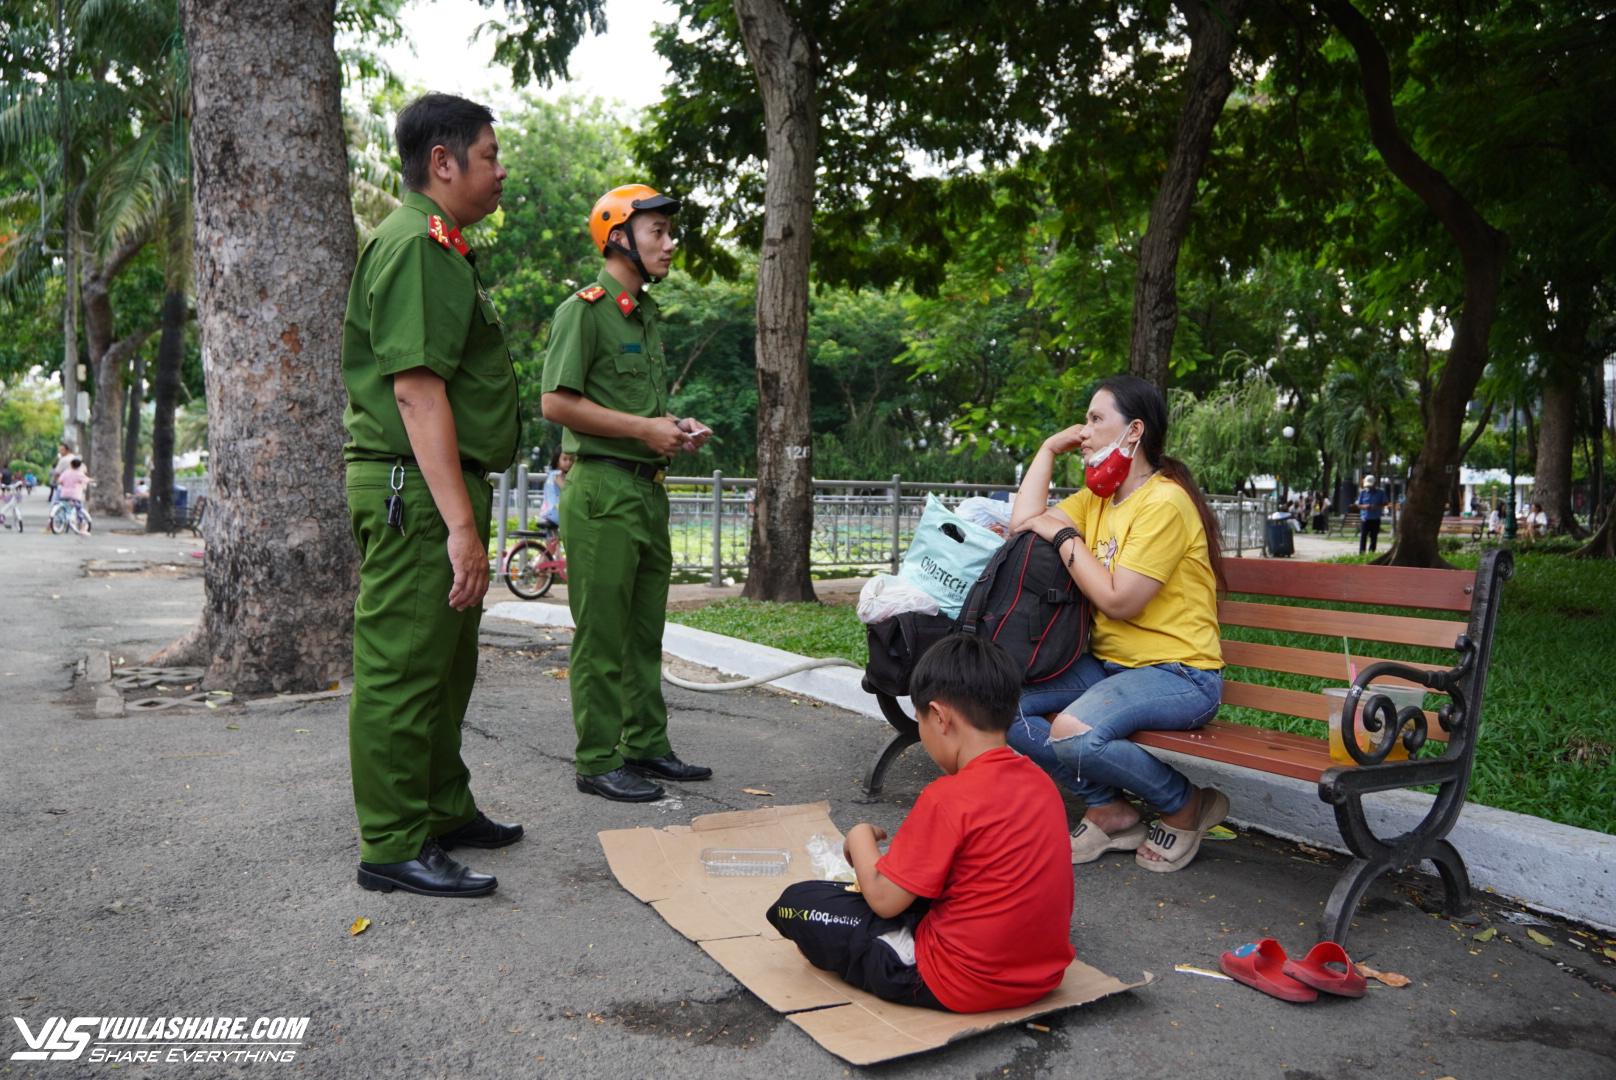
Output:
[
  {"xmin": 348, "ymin": 916, "xmax": 370, "ymax": 937},
  {"xmin": 548, "ymin": 667, "xmax": 569, "ymax": 680},
  {"xmin": 1603, "ymin": 947, "xmax": 1616, "ymax": 962},
  {"xmin": 1473, "ymin": 927, "xmax": 1497, "ymax": 942},
  {"xmin": 1205, "ymin": 825, "xmax": 1237, "ymax": 841},
  {"xmin": 1356, "ymin": 963, "xmax": 1411, "ymax": 988},
  {"xmin": 1527, "ymin": 929, "xmax": 1555, "ymax": 948},
  {"xmin": 740, "ymin": 787, "xmax": 774, "ymax": 797}
]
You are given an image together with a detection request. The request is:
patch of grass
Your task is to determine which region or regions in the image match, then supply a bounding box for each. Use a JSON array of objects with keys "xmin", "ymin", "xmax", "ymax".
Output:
[
  {"xmin": 669, "ymin": 551, "xmax": 1616, "ymax": 835},
  {"xmin": 668, "ymin": 598, "xmax": 871, "ymax": 665}
]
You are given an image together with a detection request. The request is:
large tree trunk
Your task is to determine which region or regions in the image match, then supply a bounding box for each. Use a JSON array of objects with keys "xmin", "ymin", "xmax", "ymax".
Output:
[
  {"xmin": 1128, "ymin": 0, "xmax": 1246, "ymax": 388},
  {"xmin": 123, "ymin": 355, "xmax": 143, "ymax": 497},
  {"xmin": 55, "ymin": 0, "xmax": 85, "ymax": 452},
  {"xmin": 80, "ymin": 231, "xmax": 154, "ymax": 518},
  {"xmin": 1322, "ymin": 0, "xmax": 1508, "ymax": 568},
  {"xmin": 735, "ymin": 0, "xmax": 817, "ymax": 603},
  {"xmin": 148, "ymin": 211, "xmax": 188, "ymax": 535},
  {"xmin": 170, "ymin": 0, "xmax": 357, "ymax": 691},
  {"xmin": 1535, "ymin": 372, "xmax": 1580, "ymax": 537}
]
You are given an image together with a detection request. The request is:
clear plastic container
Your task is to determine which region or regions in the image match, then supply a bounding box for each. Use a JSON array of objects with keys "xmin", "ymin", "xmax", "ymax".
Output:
[
  {"xmin": 699, "ymin": 848, "xmax": 791, "ymax": 877},
  {"xmin": 1323, "ymin": 683, "xmax": 1424, "ymax": 763}
]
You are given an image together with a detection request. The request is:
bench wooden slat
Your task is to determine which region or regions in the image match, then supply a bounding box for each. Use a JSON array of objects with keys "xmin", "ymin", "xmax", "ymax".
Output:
[
  {"xmin": 1133, "ymin": 722, "xmax": 1334, "ymax": 783},
  {"xmin": 1222, "ymin": 557, "xmax": 1475, "ymax": 611},
  {"xmin": 1221, "ymin": 678, "xmax": 1447, "ymax": 741},
  {"xmin": 1218, "ymin": 599, "xmax": 1466, "ymax": 649},
  {"xmin": 1221, "ymin": 640, "xmax": 1446, "ymax": 685}
]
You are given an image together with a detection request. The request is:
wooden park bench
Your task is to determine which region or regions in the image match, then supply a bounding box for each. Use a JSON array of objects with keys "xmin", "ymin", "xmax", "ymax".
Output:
[
  {"xmin": 861, "ymin": 549, "xmax": 1513, "ymax": 946},
  {"xmin": 164, "ymin": 495, "xmax": 208, "ymax": 538},
  {"xmin": 1438, "ymin": 516, "xmax": 1484, "ymax": 541}
]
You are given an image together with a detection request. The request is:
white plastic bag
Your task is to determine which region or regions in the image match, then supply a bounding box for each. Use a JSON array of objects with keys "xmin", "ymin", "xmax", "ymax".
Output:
[
  {"xmin": 805, "ymin": 833, "xmax": 856, "ymax": 883},
  {"xmin": 954, "ymin": 495, "xmax": 1012, "ymax": 534},
  {"xmin": 856, "ymin": 574, "xmax": 942, "ymax": 625}
]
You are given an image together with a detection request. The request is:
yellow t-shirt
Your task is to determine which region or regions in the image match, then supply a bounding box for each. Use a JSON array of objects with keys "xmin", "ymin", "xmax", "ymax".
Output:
[{"xmin": 1056, "ymin": 473, "xmax": 1222, "ymax": 670}]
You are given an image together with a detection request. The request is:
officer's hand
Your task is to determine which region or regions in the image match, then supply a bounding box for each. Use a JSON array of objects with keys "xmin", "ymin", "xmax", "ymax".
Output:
[
  {"xmin": 446, "ymin": 527, "xmax": 490, "ymax": 610},
  {"xmin": 676, "ymin": 417, "xmax": 712, "ymax": 452},
  {"xmin": 641, "ymin": 416, "xmax": 689, "ymax": 457}
]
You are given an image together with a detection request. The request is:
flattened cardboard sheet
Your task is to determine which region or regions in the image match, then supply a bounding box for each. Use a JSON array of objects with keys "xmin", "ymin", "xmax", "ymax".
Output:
[{"xmin": 599, "ymin": 802, "xmax": 1148, "ymax": 1065}]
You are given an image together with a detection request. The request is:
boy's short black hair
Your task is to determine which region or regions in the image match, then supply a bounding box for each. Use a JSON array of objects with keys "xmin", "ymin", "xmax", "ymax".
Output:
[
  {"xmin": 909, "ymin": 634, "xmax": 1021, "ymax": 733},
  {"xmin": 395, "ymin": 93, "xmax": 496, "ymax": 191}
]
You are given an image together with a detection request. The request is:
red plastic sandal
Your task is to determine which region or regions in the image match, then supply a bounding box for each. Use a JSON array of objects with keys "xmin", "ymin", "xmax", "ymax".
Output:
[
  {"xmin": 1282, "ymin": 941, "xmax": 1368, "ymax": 998},
  {"xmin": 1218, "ymin": 938, "xmax": 1319, "ymax": 1003}
]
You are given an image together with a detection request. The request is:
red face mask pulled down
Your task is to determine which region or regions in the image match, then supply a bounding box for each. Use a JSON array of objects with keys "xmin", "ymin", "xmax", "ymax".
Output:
[{"xmin": 1084, "ymin": 435, "xmax": 1137, "ymax": 499}]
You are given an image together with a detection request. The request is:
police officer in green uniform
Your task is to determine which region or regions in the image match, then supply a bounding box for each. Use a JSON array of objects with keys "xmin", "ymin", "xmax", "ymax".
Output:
[
  {"xmin": 541, "ymin": 185, "xmax": 714, "ymax": 802},
  {"xmin": 342, "ymin": 94, "xmax": 523, "ymax": 897}
]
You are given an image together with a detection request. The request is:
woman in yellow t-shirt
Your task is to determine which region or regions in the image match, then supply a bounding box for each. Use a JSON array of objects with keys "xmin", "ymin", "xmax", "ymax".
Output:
[{"xmin": 1008, "ymin": 375, "xmax": 1228, "ymax": 873}]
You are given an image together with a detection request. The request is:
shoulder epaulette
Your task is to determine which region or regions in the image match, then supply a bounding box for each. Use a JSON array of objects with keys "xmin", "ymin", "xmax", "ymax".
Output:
[{"xmin": 577, "ymin": 285, "xmax": 607, "ymax": 303}]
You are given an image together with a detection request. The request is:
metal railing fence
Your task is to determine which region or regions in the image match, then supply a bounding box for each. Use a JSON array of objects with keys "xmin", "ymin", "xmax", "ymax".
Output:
[{"xmin": 491, "ymin": 469, "xmax": 1271, "ymax": 584}]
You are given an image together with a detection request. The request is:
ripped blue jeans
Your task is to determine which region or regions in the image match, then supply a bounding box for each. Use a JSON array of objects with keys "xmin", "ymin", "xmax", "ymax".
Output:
[{"xmin": 1009, "ymin": 654, "xmax": 1222, "ymax": 816}]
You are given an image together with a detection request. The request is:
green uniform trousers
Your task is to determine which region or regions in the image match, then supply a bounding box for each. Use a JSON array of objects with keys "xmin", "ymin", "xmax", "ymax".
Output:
[
  {"xmin": 560, "ymin": 458, "xmax": 674, "ymax": 775},
  {"xmin": 346, "ymin": 460, "xmax": 489, "ymax": 863}
]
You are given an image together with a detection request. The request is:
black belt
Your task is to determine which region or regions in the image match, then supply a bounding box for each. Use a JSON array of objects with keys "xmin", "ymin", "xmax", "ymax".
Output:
[
  {"xmin": 357, "ymin": 455, "xmax": 488, "ymax": 475},
  {"xmin": 582, "ymin": 455, "xmax": 667, "ymax": 483}
]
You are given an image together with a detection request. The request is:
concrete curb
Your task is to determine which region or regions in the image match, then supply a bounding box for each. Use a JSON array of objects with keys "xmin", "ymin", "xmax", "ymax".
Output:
[{"xmin": 487, "ymin": 600, "xmax": 1616, "ymax": 932}]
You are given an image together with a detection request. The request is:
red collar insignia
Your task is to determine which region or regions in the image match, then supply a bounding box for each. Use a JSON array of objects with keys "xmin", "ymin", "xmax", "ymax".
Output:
[
  {"xmin": 427, "ymin": 214, "xmax": 471, "ymax": 258},
  {"xmin": 615, "ymin": 291, "xmax": 636, "ymax": 316}
]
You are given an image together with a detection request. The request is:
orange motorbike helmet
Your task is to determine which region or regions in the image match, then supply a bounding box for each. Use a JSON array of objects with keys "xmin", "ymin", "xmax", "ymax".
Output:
[{"xmin": 589, "ymin": 184, "xmax": 681, "ymax": 283}]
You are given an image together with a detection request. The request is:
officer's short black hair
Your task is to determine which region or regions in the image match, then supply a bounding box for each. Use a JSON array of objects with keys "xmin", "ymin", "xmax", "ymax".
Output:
[
  {"xmin": 909, "ymin": 634, "xmax": 1022, "ymax": 733},
  {"xmin": 395, "ymin": 93, "xmax": 496, "ymax": 191}
]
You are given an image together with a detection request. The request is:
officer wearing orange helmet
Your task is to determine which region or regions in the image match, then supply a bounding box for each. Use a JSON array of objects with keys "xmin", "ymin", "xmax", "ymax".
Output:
[{"xmin": 540, "ymin": 184, "xmax": 714, "ymax": 802}]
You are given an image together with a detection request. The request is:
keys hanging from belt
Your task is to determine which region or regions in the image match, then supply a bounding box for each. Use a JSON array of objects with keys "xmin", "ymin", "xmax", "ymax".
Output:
[{"xmin": 386, "ymin": 463, "xmax": 407, "ymax": 536}]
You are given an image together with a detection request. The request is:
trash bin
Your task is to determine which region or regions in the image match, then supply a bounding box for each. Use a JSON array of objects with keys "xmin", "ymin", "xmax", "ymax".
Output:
[
  {"xmin": 173, "ymin": 487, "xmax": 189, "ymax": 516},
  {"xmin": 1265, "ymin": 519, "xmax": 1295, "ymax": 558}
]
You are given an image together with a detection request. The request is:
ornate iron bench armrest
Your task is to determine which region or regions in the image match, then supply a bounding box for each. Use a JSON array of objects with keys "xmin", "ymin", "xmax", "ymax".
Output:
[{"xmin": 1337, "ymin": 638, "xmax": 1479, "ymax": 768}]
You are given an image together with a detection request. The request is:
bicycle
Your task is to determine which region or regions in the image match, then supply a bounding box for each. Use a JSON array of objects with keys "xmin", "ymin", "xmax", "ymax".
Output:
[
  {"xmin": 503, "ymin": 526, "xmax": 566, "ymax": 600},
  {"xmin": 47, "ymin": 497, "xmax": 93, "ymax": 535}
]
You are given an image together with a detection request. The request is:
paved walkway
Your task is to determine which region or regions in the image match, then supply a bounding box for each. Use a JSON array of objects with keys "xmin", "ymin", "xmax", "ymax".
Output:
[{"xmin": 4, "ymin": 489, "xmax": 1612, "ymax": 1078}]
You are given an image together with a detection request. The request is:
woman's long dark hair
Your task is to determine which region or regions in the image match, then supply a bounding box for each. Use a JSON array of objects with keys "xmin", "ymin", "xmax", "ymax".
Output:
[{"xmin": 1096, "ymin": 374, "xmax": 1226, "ymax": 590}]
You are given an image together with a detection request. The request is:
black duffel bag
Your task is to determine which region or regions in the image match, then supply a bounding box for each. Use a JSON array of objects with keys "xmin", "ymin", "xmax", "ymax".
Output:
[
  {"xmin": 958, "ymin": 530, "xmax": 1090, "ymax": 684},
  {"xmin": 862, "ymin": 609, "xmax": 959, "ymax": 699}
]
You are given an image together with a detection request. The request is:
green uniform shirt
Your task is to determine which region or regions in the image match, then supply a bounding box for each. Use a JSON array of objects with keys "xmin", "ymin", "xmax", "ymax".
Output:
[
  {"xmin": 342, "ymin": 191, "xmax": 519, "ymax": 473},
  {"xmin": 540, "ymin": 267, "xmax": 669, "ymax": 465}
]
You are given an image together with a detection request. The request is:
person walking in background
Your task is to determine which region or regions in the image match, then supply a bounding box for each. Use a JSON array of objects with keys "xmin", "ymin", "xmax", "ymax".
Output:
[
  {"xmin": 537, "ymin": 449, "xmax": 573, "ymax": 527},
  {"xmin": 1356, "ymin": 474, "xmax": 1388, "ymax": 554},
  {"xmin": 48, "ymin": 441, "xmax": 74, "ymax": 503}
]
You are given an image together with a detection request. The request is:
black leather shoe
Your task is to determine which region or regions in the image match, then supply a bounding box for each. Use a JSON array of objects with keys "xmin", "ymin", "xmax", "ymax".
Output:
[
  {"xmin": 357, "ymin": 839, "xmax": 497, "ymax": 898},
  {"xmin": 575, "ymin": 766, "xmax": 664, "ymax": 803},
  {"xmin": 625, "ymin": 752, "xmax": 713, "ymax": 782},
  {"xmin": 435, "ymin": 811, "xmax": 523, "ymax": 851}
]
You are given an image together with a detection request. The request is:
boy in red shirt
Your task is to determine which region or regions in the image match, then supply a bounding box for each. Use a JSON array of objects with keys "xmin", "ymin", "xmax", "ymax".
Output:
[{"xmin": 766, "ymin": 634, "xmax": 1075, "ymax": 1011}]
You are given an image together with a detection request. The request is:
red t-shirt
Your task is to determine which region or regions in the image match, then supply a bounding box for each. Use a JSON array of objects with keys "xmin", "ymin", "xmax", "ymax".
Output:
[{"xmin": 876, "ymin": 746, "xmax": 1075, "ymax": 1011}]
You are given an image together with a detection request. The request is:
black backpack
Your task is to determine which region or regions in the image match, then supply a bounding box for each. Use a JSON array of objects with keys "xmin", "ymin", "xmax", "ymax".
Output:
[
  {"xmin": 959, "ymin": 531, "xmax": 1091, "ymax": 684},
  {"xmin": 862, "ymin": 609, "xmax": 959, "ymax": 699}
]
